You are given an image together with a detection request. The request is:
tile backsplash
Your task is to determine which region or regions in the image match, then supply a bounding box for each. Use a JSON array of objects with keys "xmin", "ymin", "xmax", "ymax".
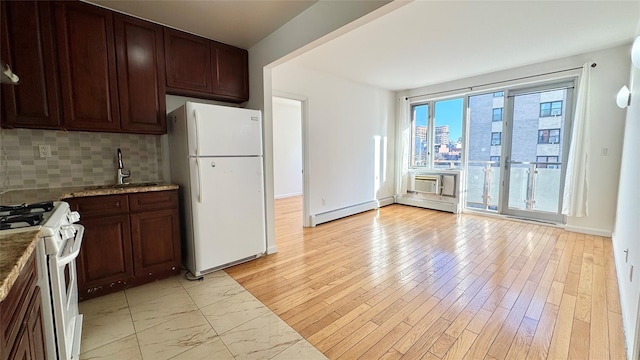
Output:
[{"xmin": 0, "ymin": 128, "xmax": 164, "ymax": 191}]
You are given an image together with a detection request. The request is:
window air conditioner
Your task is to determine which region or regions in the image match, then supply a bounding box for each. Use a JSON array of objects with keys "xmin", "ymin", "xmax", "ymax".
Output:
[{"xmin": 413, "ymin": 175, "xmax": 440, "ymax": 194}]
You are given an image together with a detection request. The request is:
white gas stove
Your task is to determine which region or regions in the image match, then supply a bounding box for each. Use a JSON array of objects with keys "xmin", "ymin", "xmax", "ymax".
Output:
[{"xmin": 0, "ymin": 200, "xmax": 84, "ymax": 360}]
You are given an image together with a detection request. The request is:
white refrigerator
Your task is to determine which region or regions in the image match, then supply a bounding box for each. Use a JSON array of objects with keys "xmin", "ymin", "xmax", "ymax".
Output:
[{"xmin": 168, "ymin": 102, "xmax": 266, "ymax": 277}]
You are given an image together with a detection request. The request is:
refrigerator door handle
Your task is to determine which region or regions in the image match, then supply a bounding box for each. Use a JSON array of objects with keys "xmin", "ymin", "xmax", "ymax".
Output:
[
  {"xmin": 196, "ymin": 157, "xmax": 203, "ymax": 203},
  {"xmin": 194, "ymin": 109, "xmax": 201, "ymax": 157}
]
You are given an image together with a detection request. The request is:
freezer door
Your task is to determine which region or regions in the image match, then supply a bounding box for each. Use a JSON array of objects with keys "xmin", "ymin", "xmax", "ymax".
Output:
[
  {"xmin": 187, "ymin": 102, "xmax": 262, "ymax": 157},
  {"xmin": 189, "ymin": 156, "xmax": 266, "ymax": 273}
]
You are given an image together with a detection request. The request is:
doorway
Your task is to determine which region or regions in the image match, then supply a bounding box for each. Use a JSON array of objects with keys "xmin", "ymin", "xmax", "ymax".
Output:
[{"xmin": 271, "ymin": 95, "xmax": 310, "ymax": 227}]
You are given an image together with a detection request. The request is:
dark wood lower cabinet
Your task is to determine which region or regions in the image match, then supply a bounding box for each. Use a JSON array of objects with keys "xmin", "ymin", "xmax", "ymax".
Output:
[
  {"xmin": 1, "ymin": 252, "xmax": 47, "ymax": 360},
  {"xmin": 131, "ymin": 208, "xmax": 181, "ymax": 282},
  {"xmin": 67, "ymin": 190, "xmax": 181, "ymax": 301},
  {"xmin": 25, "ymin": 288, "xmax": 46, "ymax": 360},
  {"xmin": 76, "ymin": 215, "xmax": 134, "ymax": 295}
]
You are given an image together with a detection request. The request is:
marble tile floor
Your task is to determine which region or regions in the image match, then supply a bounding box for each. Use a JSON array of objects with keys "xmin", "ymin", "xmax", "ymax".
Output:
[{"xmin": 78, "ymin": 271, "xmax": 327, "ymax": 360}]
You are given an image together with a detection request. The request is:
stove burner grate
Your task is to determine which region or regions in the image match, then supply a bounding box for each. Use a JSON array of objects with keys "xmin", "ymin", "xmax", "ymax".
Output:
[{"xmin": 0, "ymin": 201, "xmax": 54, "ymax": 215}]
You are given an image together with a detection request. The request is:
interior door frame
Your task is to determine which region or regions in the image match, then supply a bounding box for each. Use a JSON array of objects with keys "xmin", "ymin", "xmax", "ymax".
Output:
[
  {"xmin": 500, "ymin": 80, "xmax": 576, "ymax": 223},
  {"xmin": 272, "ymin": 92, "xmax": 311, "ymax": 227}
]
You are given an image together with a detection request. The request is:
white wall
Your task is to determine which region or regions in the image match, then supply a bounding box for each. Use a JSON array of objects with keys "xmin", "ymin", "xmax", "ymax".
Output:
[
  {"xmin": 612, "ymin": 44, "xmax": 640, "ymax": 360},
  {"xmin": 398, "ymin": 45, "xmax": 630, "ymax": 236},
  {"xmin": 272, "ymin": 97, "xmax": 302, "ymax": 198},
  {"xmin": 247, "ymin": 0, "xmax": 397, "ymax": 252},
  {"xmin": 272, "ymin": 62, "xmax": 396, "ymax": 217}
]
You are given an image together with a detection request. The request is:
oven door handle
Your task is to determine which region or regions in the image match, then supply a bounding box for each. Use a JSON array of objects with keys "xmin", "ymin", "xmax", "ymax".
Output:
[{"xmin": 57, "ymin": 224, "xmax": 84, "ymax": 266}]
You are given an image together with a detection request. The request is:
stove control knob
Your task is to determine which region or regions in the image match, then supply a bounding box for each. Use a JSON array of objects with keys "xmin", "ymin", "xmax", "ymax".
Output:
[
  {"xmin": 67, "ymin": 211, "xmax": 80, "ymax": 223},
  {"xmin": 60, "ymin": 225, "xmax": 75, "ymax": 239}
]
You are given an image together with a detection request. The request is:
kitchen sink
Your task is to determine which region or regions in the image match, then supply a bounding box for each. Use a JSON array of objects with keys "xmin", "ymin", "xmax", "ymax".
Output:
[{"xmin": 84, "ymin": 182, "xmax": 160, "ymax": 190}]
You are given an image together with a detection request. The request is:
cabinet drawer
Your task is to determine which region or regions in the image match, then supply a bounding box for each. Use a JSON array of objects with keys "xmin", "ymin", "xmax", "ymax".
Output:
[
  {"xmin": 68, "ymin": 194, "xmax": 129, "ymax": 217},
  {"xmin": 129, "ymin": 190, "xmax": 177, "ymax": 212},
  {"xmin": 0, "ymin": 250, "xmax": 37, "ymax": 357}
]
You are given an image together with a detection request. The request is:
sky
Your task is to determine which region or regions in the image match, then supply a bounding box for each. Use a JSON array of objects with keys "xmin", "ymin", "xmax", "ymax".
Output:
[{"xmin": 414, "ymin": 98, "xmax": 463, "ymax": 142}]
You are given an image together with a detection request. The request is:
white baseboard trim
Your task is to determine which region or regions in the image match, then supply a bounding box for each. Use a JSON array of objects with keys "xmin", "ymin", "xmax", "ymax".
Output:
[
  {"xmin": 266, "ymin": 245, "xmax": 278, "ymax": 255},
  {"xmin": 394, "ymin": 196, "xmax": 459, "ymax": 213},
  {"xmin": 378, "ymin": 196, "xmax": 395, "ymax": 207},
  {"xmin": 610, "ymin": 234, "xmax": 637, "ymax": 360},
  {"xmin": 310, "ymin": 200, "xmax": 381, "ymax": 227},
  {"xmin": 274, "ymin": 192, "xmax": 303, "ymax": 199},
  {"xmin": 564, "ymin": 225, "xmax": 612, "ymax": 237}
]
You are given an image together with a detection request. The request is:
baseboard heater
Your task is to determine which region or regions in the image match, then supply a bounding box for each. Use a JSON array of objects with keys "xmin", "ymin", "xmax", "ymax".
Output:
[
  {"xmin": 310, "ymin": 197, "xmax": 394, "ymax": 227},
  {"xmin": 395, "ymin": 195, "xmax": 460, "ymax": 214}
]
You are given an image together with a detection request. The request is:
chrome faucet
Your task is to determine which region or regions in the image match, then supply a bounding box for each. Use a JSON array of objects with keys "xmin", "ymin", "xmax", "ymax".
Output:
[{"xmin": 116, "ymin": 148, "xmax": 131, "ymax": 185}]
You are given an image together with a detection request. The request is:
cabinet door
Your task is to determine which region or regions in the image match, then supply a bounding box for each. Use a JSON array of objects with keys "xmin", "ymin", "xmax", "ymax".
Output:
[
  {"xmin": 55, "ymin": 1, "xmax": 120, "ymax": 131},
  {"xmin": 131, "ymin": 208, "xmax": 181, "ymax": 279},
  {"xmin": 76, "ymin": 215, "xmax": 134, "ymax": 299},
  {"xmin": 115, "ymin": 14, "xmax": 167, "ymax": 134},
  {"xmin": 26, "ymin": 288, "xmax": 46, "ymax": 360},
  {"xmin": 211, "ymin": 42, "xmax": 249, "ymax": 102},
  {"xmin": 7, "ymin": 328, "xmax": 31, "ymax": 360},
  {"xmin": 164, "ymin": 28, "xmax": 212, "ymax": 94},
  {"xmin": 1, "ymin": 1, "xmax": 61, "ymax": 129}
]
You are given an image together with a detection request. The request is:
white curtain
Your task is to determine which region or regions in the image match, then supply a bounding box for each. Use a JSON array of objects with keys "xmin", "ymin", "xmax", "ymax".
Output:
[
  {"xmin": 398, "ymin": 97, "xmax": 411, "ymax": 195},
  {"xmin": 562, "ymin": 63, "xmax": 592, "ymax": 217}
]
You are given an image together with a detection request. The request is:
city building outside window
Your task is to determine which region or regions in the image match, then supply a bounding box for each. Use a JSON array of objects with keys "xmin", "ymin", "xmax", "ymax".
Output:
[
  {"xmin": 410, "ymin": 98, "xmax": 463, "ymax": 169},
  {"xmin": 492, "ymin": 108, "xmax": 503, "ymax": 121},
  {"xmin": 538, "ymin": 129, "xmax": 560, "ymax": 144},
  {"xmin": 536, "ymin": 155, "xmax": 560, "ymax": 169},
  {"xmin": 493, "ymin": 92, "xmax": 504, "ymax": 97},
  {"xmin": 540, "ymin": 101, "xmax": 562, "ymax": 117}
]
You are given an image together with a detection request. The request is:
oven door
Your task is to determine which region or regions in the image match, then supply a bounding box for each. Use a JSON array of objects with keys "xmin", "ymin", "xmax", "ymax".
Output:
[{"xmin": 48, "ymin": 224, "xmax": 84, "ymax": 360}]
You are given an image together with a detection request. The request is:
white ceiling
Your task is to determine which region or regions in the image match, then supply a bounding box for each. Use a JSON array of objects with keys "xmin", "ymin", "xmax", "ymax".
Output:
[
  {"xmin": 86, "ymin": 0, "xmax": 317, "ymax": 49},
  {"xmin": 87, "ymin": 0, "xmax": 639, "ymax": 92},
  {"xmin": 286, "ymin": 0, "xmax": 640, "ymax": 91}
]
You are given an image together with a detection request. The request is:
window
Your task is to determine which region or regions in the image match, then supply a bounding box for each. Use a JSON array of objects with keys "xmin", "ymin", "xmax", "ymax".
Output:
[
  {"xmin": 537, "ymin": 156, "xmax": 560, "ymax": 169},
  {"xmin": 411, "ymin": 98, "xmax": 463, "ymax": 168},
  {"xmin": 492, "ymin": 108, "xmax": 503, "ymax": 121},
  {"xmin": 433, "ymin": 98, "xmax": 464, "ymax": 168},
  {"xmin": 538, "ymin": 129, "xmax": 560, "ymax": 144},
  {"xmin": 493, "ymin": 92, "xmax": 504, "ymax": 97},
  {"xmin": 491, "ymin": 132, "xmax": 501, "ymax": 145},
  {"xmin": 540, "ymin": 101, "xmax": 562, "ymax": 117},
  {"xmin": 411, "ymin": 104, "xmax": 429, "ymax": 167}
]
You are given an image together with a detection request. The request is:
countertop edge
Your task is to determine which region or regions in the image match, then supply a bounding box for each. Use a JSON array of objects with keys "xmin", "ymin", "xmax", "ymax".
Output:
[
  {"xmin": 0, "ymin": 230, "xmax": 41, "ymax": 302},
  {"xmin": 1, "ymin": 184, "xmax": 179, "ymax": 204}
]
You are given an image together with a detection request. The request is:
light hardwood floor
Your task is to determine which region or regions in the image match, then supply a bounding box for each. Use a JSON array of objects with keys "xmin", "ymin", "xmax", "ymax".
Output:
[{"xmin": 226, "ymin": 196, "xmax": 626, "ymax": 360}]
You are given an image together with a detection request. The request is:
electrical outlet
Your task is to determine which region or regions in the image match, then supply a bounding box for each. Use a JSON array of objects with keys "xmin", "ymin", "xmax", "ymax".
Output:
[{"xmin": 38, "ymin": 145, "xmax": 51, "ymax": 158}]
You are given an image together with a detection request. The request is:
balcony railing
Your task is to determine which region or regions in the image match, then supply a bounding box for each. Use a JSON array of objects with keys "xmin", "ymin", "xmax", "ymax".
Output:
[{"xmin": 466, "ymin": 161, "xmax": 562, "ymax": 213}]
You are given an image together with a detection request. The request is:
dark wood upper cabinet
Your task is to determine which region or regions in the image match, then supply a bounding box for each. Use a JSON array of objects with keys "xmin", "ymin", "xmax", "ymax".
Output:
[
  {"xmin": 55, "ymin": 1, "xmax": 120, "ymax": 132},
  {"xmin": 164, "ymin": 28, "xmax": 212, "ymax": 94},
  {"xmin": 115, "ymin": 14, "xmax": 167, "ymax": 134},
  {"xmin": 1, "ymin": 1, "xmax": 61, "ymax": 129},
  {"xmin": 212, "ymin": 42, "xmax": 249, "ymax": 102},
  {"xmin": 2, "ymin": 1, "xmax": 249, "ymax": 133},
  {"xmin": 165, "ymin": 29, "xmax": 249, "ymax": 103}
]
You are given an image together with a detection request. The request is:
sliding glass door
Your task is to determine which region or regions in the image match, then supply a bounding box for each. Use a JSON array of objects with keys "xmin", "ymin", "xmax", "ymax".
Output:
[
  {"xmin": 465, "ymin": 81, "xmax": 574, "ymax": 223},
  {"xmin": 502, "ymin": 83, "xmax": 574, "ymax": 222}
]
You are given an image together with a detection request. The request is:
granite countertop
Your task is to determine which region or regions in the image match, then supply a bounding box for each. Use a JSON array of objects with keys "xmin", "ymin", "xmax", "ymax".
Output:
[
  {"xmin": 0, "ymin": 182, "xmax": 179, "ymax": 301},
  {"xmin": 0, "ymin": 183, "xmax": 179, "ymax": 205},
  {"xmin": 0, "ymin": 230, "xmax": 41, "ymax": 302}
]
